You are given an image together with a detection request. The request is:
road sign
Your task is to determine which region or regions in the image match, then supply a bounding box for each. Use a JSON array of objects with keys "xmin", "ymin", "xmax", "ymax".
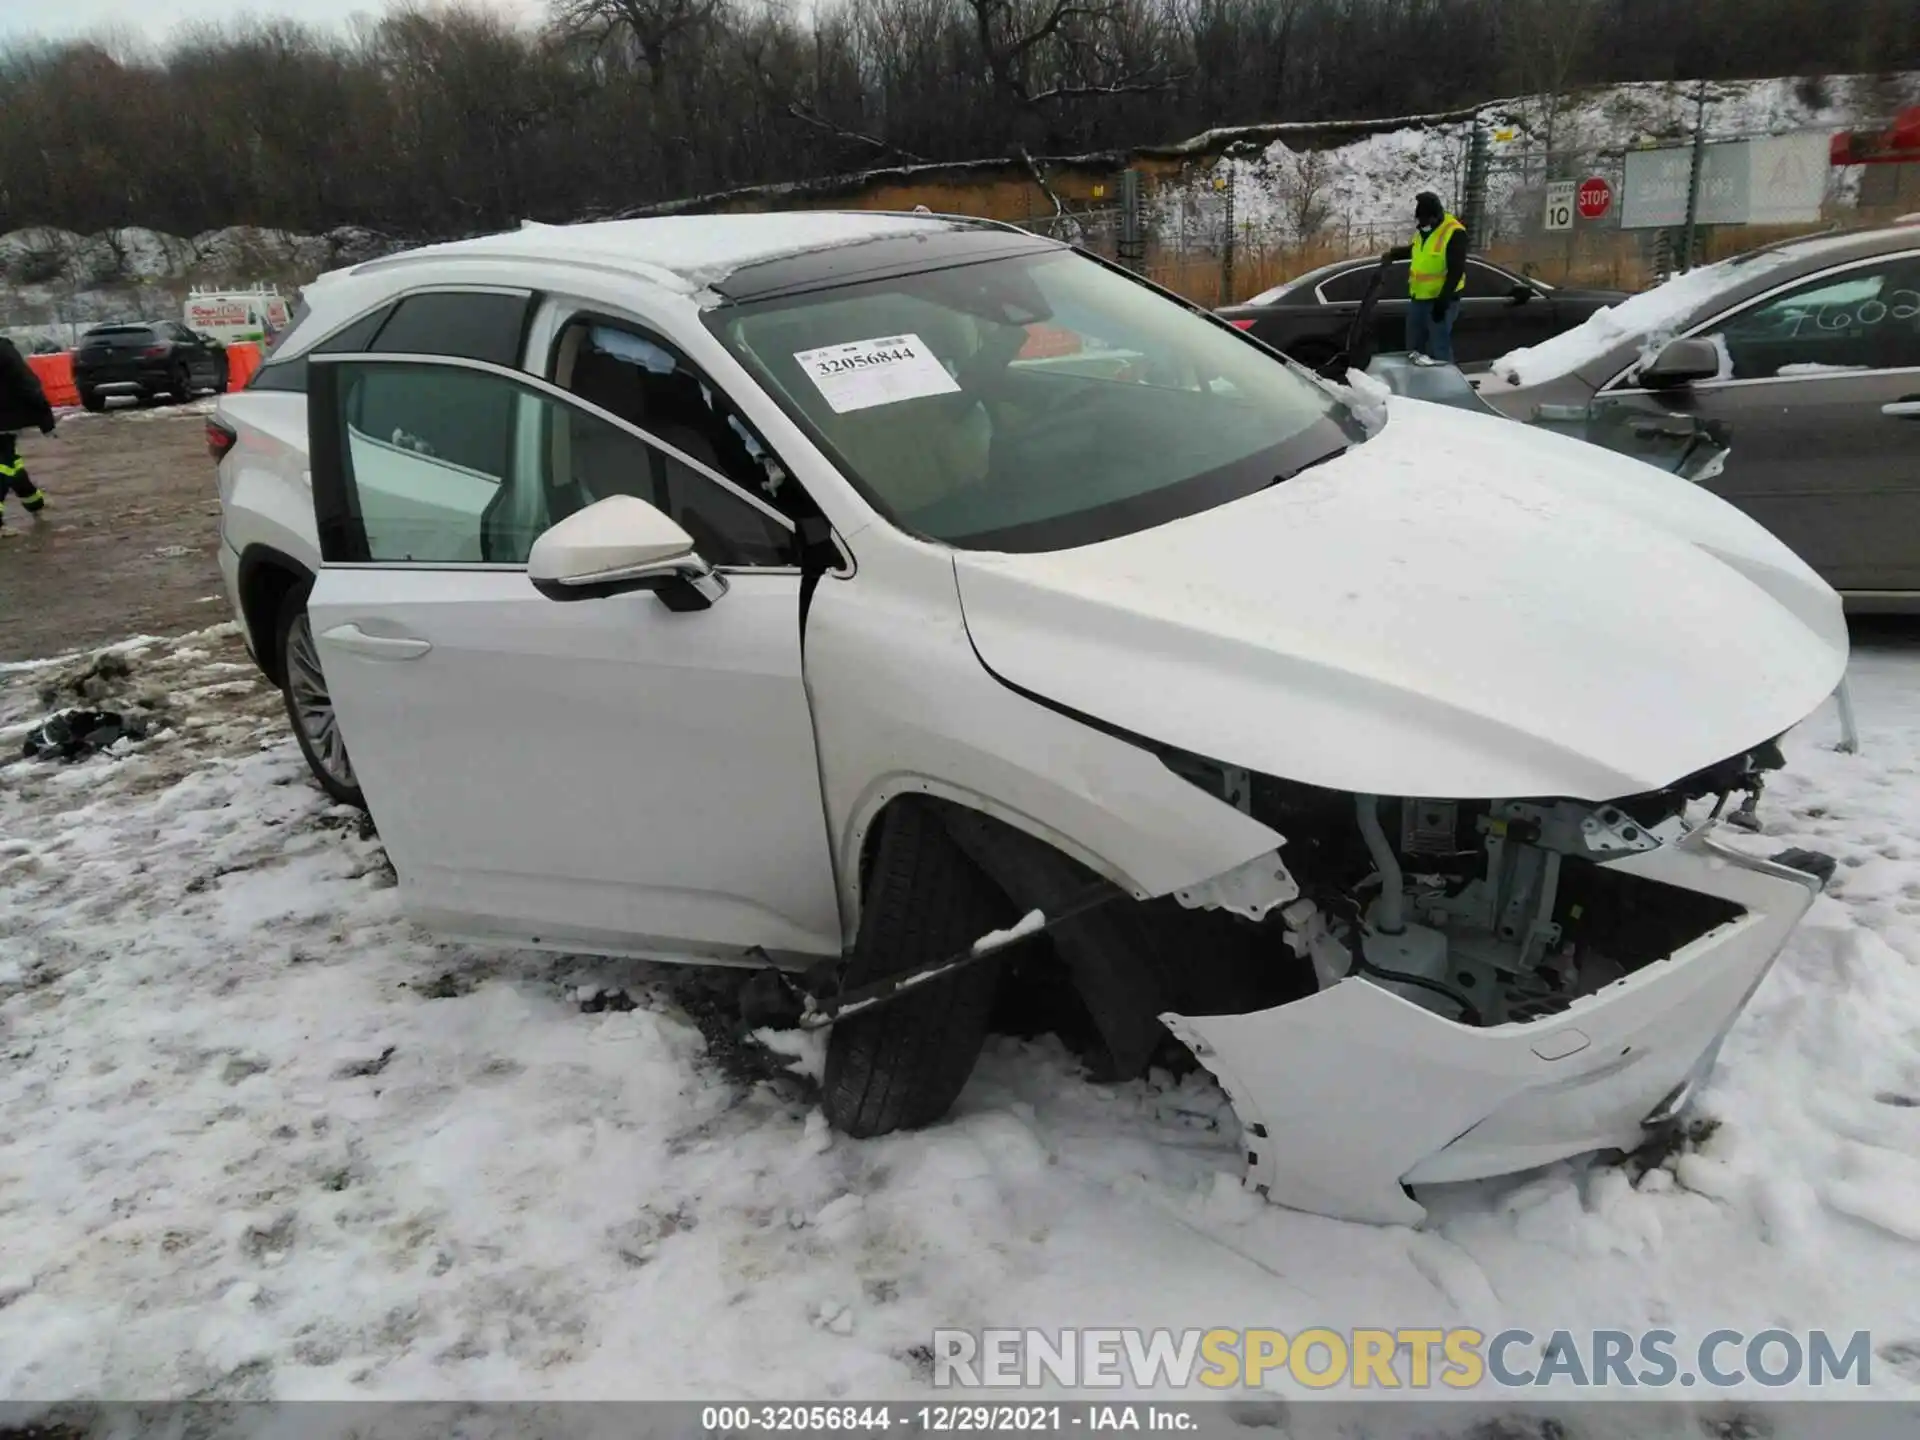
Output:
[
  {"xmin": 1577, "ymin": 176, "xmax": 1613, "ymax": 220},
  {"xmin": 1747, "ymin": 133, "xmax": 1829, "ymax": 224},
  {"xmin": 1618, "ymin": 136, "xmax": 1822, "ymax": 229},
  {"xmin": 1544, "ymin": 181, "xmax": 1576, "ymax": 232}
]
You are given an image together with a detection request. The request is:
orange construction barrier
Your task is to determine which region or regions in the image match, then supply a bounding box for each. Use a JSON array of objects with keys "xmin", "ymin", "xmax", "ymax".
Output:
[
  {"xmin": 225, "ymin": 342, "xmax": 262, "ymax": 389},
  {"xmin": 25, "ymin": 341, "xmax": 264, "ymax": 410},
  {"xmin": 28, "ymin": 352, "xmax": 77, "ymax": 408}
]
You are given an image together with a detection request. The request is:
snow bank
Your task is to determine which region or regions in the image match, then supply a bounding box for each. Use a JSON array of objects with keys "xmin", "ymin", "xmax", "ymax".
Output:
[
  {"xmin": 3, "ymin": 629, "xmax": 1920, "ymax": 1412},
  {"xmin": 0, "ymin": 224, "xmax": 397, "ymax": 349}
]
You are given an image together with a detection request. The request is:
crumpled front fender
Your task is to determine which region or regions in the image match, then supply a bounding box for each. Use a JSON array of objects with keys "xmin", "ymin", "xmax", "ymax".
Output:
[{"xmin": 1162, "ymin": 826, "xmax": 1823, "ymax": 1224}]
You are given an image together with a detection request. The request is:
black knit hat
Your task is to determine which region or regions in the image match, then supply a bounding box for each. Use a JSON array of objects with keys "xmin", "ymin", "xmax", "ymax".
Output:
[{"xmin": 1414, "ymin": 191, "xmax": 1444, "ymax": 223}]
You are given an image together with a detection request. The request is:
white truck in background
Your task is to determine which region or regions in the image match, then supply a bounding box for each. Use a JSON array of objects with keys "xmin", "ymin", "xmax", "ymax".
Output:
[{"xmin": 185, "ymin": 286, "xmax": 293, "ymax": 346}]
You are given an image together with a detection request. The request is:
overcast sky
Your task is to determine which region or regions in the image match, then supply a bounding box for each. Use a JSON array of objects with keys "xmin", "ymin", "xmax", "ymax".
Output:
[{"xmin": 0, "ymin": 0, "xmax": 542, "ymax": 44}]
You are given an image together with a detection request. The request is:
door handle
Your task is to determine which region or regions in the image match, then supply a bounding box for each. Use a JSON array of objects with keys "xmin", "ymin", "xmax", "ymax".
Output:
[
  {"xmin": 1882, "ymin": 398, "xmax": 1920, "ymax": 419},
  {"xmin": 320, "ymin": 623, "xmax": 432, "ymax": 660}
]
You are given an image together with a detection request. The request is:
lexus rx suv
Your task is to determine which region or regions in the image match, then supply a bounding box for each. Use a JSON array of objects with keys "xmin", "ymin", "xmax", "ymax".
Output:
[{"xmin": 210, "ymin": 212, "xmax": 1844, "ymax": 1222}]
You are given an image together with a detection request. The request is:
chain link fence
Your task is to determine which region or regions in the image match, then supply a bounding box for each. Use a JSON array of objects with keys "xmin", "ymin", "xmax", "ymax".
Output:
[{"xmin": 1006, "ymin": 122, "xmax": 1879, "ymax": 307}]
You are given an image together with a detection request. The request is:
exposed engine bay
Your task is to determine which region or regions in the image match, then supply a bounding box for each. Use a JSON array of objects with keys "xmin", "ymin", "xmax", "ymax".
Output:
[
  {"xmin": 1141, "ymin": 739, "xmax": 1833, "ymax": 1223},
  {"xmin": 785, "ymin": 734, "xmax": 1831, "ymax": 1224},
  {"xmin": 1160, "ymin": 738, "xmax": 1797, "ymax": 1028}
]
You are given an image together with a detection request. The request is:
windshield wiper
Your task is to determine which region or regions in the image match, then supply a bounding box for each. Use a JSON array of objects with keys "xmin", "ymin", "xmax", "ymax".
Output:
[{"xmin": 1269, "ymin": 443, "xmax": 1350, "ymax": 487}]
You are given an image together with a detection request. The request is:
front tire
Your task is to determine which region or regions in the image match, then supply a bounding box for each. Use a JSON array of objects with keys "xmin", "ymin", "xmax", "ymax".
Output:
[
  {"xmin": 78, "ymin": 388, "xmax": 105, "ymax": 413},
  {"xmin": 822, "ymin": 800, "xmax": 1012, "ymax": 1137},
  {"xmin": 169, "ymin": 363, "xmax": 194, "ymax": 402},
  {"xmin": 276, "ymin": 585, "xmax": 364, "ymax": 808}
]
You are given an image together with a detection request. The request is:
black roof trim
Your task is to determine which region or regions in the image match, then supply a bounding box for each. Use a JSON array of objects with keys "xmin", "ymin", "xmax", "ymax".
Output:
[{"xmin": 709, "ymin": 223, "xmax": 1063, "ymax": 304}]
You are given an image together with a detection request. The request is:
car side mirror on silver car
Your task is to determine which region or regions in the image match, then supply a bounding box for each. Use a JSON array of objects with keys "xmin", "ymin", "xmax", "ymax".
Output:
[
  {"xmin": 1639, "ymin": 337, "xmax": 1721, "ymax": 389},
  {"xmin": 528, "ymin": 494, "xmax": 728, "ymax": 611}
]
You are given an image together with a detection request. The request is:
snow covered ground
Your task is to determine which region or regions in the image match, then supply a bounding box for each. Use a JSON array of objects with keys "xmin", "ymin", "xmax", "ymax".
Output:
[{"xmin": 4, "ymin": 624, "xmax": 1920, "ymax": 1422}]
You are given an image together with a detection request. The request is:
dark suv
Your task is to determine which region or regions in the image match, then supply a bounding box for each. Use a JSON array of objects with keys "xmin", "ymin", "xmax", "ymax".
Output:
[{"xmin": 72, "ymin": 322, "xmax": 228, "ymax": 411}]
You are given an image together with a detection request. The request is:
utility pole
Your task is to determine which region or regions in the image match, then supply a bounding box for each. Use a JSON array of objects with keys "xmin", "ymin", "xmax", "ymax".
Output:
[
  {"xmin": 1119, "ymin": 169, "xmax": 1144, "ymax": 273},
  {"xmin": 1218, "ymin": 171, "xmax": 1236, "ymax": 304},
  {"xmin": 1462, "ymin": 122, "xmax": 1491, "ymax": 248},
  {"xmin": 1679, "ymin": 80, "xmax": 1708, "ymax": 273}
]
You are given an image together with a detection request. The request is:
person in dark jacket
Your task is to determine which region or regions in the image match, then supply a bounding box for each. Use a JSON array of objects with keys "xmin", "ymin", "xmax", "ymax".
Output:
[
  {"xmin": 0, "ymin": 336, "xmax": 55, "ymax": 536},
  {"xmin": 1386, "ymin": 191, "xmax": 1468, "ymax": 363}
]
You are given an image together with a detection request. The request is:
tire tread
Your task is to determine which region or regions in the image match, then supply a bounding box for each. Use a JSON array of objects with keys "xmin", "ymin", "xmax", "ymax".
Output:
[{"xmin": 821, "ymin": 800, "xmax": 1010, "ymax": 1137}]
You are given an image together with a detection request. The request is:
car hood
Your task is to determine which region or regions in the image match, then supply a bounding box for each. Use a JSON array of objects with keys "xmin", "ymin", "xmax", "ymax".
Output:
[{"xmin": 953, "ymin": 398, "xmax": 1847, "ymax": 801}]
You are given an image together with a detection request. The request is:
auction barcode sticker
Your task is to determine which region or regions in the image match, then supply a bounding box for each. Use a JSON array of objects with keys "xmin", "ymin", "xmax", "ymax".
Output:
[{"xmin": 794, "ymin": 334, "xmax": 960, "ymax": 413}]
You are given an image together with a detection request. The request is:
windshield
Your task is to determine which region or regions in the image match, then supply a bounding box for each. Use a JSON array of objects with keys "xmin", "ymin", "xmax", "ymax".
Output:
[{"xmin": 709, "ymin": 249, "xmax": 1358, "ymax": 552}]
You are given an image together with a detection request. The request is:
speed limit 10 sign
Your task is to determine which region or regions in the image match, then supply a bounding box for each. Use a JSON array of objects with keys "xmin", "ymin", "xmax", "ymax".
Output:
[{"xmin": 1544, "ymin": 181, "xmax": 1576, "ymax": 232}]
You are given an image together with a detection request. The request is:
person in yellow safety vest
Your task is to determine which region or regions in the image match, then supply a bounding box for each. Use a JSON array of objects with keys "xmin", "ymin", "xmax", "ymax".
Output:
[
  {"xmin": 0, "ymin": 335, "xmax": 55, "ymax": 538},
  {"xmin": 1386, "ymin": 191, "xmax": 1468, "ymax": 364}
]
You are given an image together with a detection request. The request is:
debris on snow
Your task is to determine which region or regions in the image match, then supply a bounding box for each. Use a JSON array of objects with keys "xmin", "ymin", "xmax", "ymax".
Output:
[{"xmin": 19, "ymin": 708, "xmax": 155, "ymax": 762}]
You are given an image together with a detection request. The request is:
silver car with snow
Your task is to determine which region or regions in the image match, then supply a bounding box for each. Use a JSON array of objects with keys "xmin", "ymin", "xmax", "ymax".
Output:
[
  {"xmin": 211, "ymin": 211, "xmax": 1846, "ymax": 1223},
  {"xmin": 1482, "ymin": 224, "xmax": 1920, "ymax": 609}
]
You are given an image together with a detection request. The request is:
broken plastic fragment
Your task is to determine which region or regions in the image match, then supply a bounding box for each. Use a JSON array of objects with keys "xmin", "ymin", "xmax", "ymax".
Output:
[{"xmin": 1173, "ymin": 850, "xmax": 1299, "ymax": 921}]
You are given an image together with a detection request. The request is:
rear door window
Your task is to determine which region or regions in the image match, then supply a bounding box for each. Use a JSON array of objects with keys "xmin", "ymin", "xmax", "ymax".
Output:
[
  {"xmin": 248, "ymin": 289, "xmax": 531, "ymax": 394},
  {"xmin": 370, "ymin": 291, "xmax": 531, "ymax": 366},
  {"xmin": 1317, "ymin": 267, "xmax": 1376, "ymax": 303}
]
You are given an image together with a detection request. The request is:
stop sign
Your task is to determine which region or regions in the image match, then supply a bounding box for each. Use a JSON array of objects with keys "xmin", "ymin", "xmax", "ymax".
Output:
[{"xmin": 1577, "ymin": 176, "xmax": 1613, "ymax": 220}]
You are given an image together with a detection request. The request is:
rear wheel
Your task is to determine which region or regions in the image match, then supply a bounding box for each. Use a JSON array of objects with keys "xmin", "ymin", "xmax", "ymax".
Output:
[
  {"xmin": 213, "ymin": 355, "xmax": 230, "ymax": 393},
  {"xmin": 78, "ymin": 388, "xmax": 105, "ymax": 413},
  {"xmin": 276, "ymin": 584, "xmax": 364, "ymax": 808},
  {"xmin": 822, "ymin": 800, "xmax": 1012, "ymax": 1137},
  {"xmin": 169, "ymin": 363, "xmax": 194, "ymax": 402}
]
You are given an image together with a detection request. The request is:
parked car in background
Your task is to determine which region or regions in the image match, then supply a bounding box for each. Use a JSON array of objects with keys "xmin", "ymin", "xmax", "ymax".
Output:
[
  {"xmin": 1218, "ymin": 253, "xmax": 1627, "ymax": 370},
  {"xmin": 1313, "ymin": 254, "xmax": 1731, "ymax": 483},
  {"xmin": 1481, "ymin": 225, "xmax": 1920, "ymax": 610},
  {"xmin": 211, "ymin": 212, "xmax": 1845, "ymax": 1223},
  {"xmin": 72, "ymin": 321, "xmax": 228, "ymax": 411}
]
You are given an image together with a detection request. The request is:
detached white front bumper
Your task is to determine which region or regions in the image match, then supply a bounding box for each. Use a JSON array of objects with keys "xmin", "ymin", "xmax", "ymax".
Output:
[{"xmin": 1162, "ymin": 824, "xmax": 1825, "ymax": 1225}]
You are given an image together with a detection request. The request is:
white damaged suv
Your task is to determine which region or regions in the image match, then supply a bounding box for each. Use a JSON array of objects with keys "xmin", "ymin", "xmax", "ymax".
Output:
[{"xmin": 211, "ymin": 212, "xmax": 1847, "ymax": 1223}]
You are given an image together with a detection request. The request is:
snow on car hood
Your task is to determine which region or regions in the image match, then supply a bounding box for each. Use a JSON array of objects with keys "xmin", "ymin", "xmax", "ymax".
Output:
[
  {"xmin": 954, "ymin": 399, "xmax": 1848, "ymax": 802},
  {"xmin": 1487, "ymin": 249, "xmax": 1798, "ymax": 389}
]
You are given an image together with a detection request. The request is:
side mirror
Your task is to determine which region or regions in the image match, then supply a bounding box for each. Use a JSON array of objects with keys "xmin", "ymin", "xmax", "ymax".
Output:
[
  {"xmin": 1639, "ymin": 336, "xmax": 1721, "ymax": 389},
  {"xmin": 527, "ymin": 494, "xmax": 727, "ymax": 610},
  {"xmin": 1507, "ymin": 283, "xmax": 1535, "ymax": 305}
]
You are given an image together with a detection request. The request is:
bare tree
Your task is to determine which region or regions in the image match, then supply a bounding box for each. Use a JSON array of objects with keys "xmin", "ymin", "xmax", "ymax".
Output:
[
  {"xmin": 1271, "ymin": 142, "xmax": 1333, "ymax": 240},
  {"xmin": 0, "ymin": 0, "xmax": 1914, "ymax": 245},
  {"xmin": 965, "ymin": 0, "xmax": 1172, "ymax": 111},
  {"xmin": 550, "ymin": 0, "xmax": 725, "ymax": 84},
  {"xmin": 1502, "ymin": 0, "xmax": 1599, "ymax": 156}
]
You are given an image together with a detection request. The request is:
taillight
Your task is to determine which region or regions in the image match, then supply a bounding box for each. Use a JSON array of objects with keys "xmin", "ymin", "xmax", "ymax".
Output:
[
  {"xmin": 207, "ymin": 418, "xmax": 237, "ymax": 462},
  {"xmin": 1228, "ymin": 318, "xmax": 1257, "ymax": 331},
  {"xmin": 142, "ymin": 345, "xmax": 168, "ymax": 359}
]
